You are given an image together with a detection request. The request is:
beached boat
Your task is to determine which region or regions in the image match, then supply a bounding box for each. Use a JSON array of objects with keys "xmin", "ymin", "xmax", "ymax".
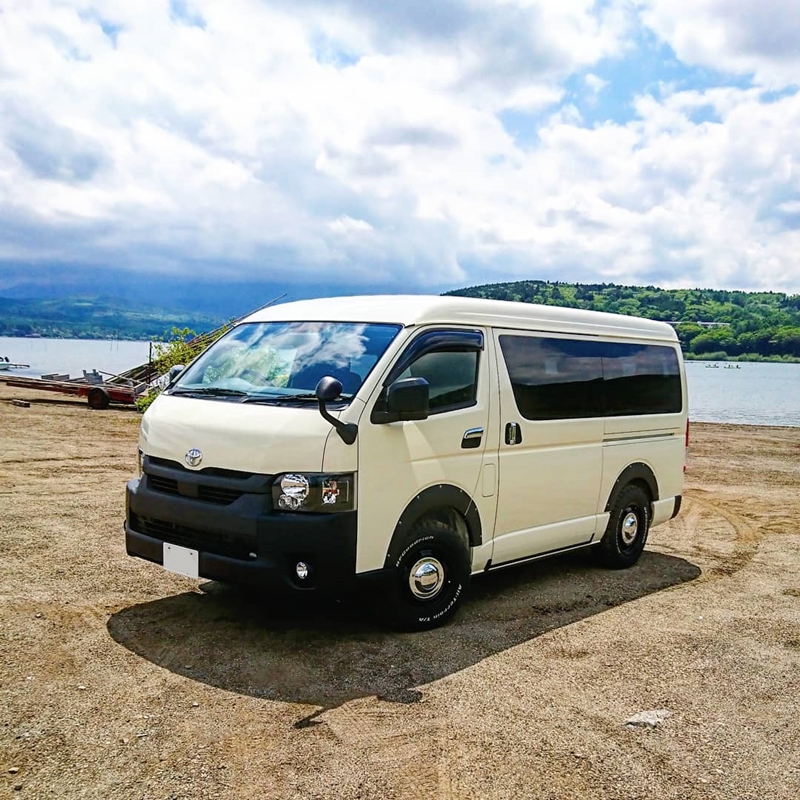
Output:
[{"xmin": 0, "ymin": 357, "xmax": 30, "ymax": 371}]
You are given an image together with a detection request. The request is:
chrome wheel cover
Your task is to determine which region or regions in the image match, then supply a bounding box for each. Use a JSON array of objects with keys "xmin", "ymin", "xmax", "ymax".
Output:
[
  {"xmin": 620, "ymin": 510, "xmax": 639, "ymax": 546},
  {"xmin": 408, "ymin": 557, "xmax": 445, "ymax": 600}
]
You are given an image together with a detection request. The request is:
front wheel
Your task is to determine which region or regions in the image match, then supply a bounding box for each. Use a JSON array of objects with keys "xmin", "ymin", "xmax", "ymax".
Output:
[
  {"xmin": 594, "ymin": 484, "xmax": 651, "ymax": 569},
  {"xmin": 384, "ymin": 523, "xmax": 471, "ymax": 631}
]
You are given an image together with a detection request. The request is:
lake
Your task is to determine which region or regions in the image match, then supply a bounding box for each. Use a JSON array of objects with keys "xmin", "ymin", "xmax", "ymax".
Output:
[
  {"xmin": 684, "ymin": 360, "xmax": 800, "ymax": 427},
  {"xmin": 2, "ymin": 337, "xmax": 799, "ymax": 427},
  {"xmin": 1, "ymin": 337, "xmax": 153, "ymax": 381}
]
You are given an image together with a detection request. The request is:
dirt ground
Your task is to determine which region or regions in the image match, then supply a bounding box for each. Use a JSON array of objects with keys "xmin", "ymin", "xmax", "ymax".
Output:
[{"xmin": 1, "ymin": 384, "xmax": 798, "ymax": 800}]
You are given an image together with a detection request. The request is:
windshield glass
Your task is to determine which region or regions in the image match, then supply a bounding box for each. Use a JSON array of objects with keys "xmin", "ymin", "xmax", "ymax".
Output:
[{"xmin": 172, "ymin": 321, "xmax": 403, "ymax": 401}]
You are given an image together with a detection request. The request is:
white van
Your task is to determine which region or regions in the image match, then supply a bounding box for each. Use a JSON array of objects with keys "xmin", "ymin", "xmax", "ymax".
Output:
[{"xmin": 125, "ymin": 295, "xmax": 687, "ymax": 629}]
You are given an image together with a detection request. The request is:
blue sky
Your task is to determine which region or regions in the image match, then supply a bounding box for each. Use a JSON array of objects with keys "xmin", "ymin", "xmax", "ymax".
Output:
[{"xmin": 1, "ymin": 0, "xmax": 799, "ymax": 302}]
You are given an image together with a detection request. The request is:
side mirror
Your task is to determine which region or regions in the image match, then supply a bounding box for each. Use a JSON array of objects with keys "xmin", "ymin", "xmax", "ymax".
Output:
[
  {"xmin": 167, "ymin": 364, "xmax": 185, "ymax": 385},
  {"xmin": 315, "ymin": 377, "xmax": 358, "ymax": 445},
  {"xmin": 315, "ymin": 375, "xmax": 343, "ymax": 403},
  {"xmin": 385, "ymin": 377, "xmax": 429, "ymax": 421}
]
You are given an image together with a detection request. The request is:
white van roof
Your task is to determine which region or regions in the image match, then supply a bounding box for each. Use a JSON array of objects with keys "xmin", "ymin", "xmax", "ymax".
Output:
[{"xmin": 244, "ymin": 295, "xmax": 679, "ymax": 342}]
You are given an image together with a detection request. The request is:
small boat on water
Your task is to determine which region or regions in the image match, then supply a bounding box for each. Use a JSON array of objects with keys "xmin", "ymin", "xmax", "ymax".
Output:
[{"xmin": 0, "ymin": 357, "xmax": 30, "ymax": 371}]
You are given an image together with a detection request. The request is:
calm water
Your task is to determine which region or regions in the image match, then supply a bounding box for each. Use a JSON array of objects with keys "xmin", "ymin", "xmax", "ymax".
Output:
[
  {"xmin": 685, "ymin": 361, "xmax": 800, "ymax": 427},
  {"xmin": 2, "ymin": 338, "xmax": 799, "ymax": 427},
  {"xmin": 1, "ymin": 337, "xmax": 152, "ymax": 380}
]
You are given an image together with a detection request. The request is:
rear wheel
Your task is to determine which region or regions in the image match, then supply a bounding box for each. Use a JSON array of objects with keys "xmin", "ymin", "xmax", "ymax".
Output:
[
  {"xmin": 595, "ymin": 484, "xmax": 651, "ymax": 569},
  {"xmin": 385, "ymin": 521, "xmax": 470, "ymax": 631},
  {"xmin": 87, "ymin": 387, "xmax": 110, "ymax": 410}
]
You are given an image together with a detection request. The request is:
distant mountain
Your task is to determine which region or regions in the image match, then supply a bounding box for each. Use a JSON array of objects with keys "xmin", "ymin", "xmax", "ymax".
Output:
[
  {"xmin": 7, "ymin": 274, "xmax": 800, "ymax": 360},
  {"xmin": 0, "ymin": 265, "xmax": 414, "ymax": 318},
  {"xmin": 446, "ymin": 280, "xmax": 800, "ymax": 361},
  {"xmin": 0, "ymin": 273, "xmax": 298, "ymax": 319},
  {"xmin": 0, "ymin": 267, "xmax": 366, "ymax": 339},
  {"xmin": 0, "ymin": 296, "xmax": 225, "ymax": 340}
]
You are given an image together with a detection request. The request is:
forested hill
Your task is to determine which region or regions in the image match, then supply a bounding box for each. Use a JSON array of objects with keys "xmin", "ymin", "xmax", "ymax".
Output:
[
  {"xmin": 445, "ymin": 281, "xmax": 800, "ymax": 361},
  {"xmin": 0, "ymin": 296, "xmax": 223, "ymax": 340}
]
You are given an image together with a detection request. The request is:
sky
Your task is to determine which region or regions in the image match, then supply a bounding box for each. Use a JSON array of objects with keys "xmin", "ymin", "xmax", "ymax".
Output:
[{"xmin": 1, "ymin": 0, "xmax": 799, "ymax": 304}]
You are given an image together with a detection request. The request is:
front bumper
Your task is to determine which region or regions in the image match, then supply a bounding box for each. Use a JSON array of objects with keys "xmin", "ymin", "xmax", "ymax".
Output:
[{"xmin": 125, "ymin": 460, "xmax": 358, "ymax": 593}]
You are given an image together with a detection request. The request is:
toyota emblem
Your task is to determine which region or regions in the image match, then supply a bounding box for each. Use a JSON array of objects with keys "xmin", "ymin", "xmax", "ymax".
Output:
[{"xmin": 185, "ymin": 448, "xmax": 203, "ymax": 467}]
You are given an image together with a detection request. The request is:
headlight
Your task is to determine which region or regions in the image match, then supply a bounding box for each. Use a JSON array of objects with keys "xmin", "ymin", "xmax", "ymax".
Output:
[
  {"xmin": 137, "ymin": 448, "xmax": 144, "ymax": 478},
  {"xmin": 279, "ymin": 474, "xmax": 310, "ymax": 506},
  {"xmin": 273, "ymin": 473, "xmax": 356, "ymax": 513}
]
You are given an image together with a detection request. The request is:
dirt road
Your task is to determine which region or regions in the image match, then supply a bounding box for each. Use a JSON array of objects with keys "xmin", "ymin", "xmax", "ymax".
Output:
[{"xmin": 1, "ymin": 385, "xmax": 798, "ymax": 799}]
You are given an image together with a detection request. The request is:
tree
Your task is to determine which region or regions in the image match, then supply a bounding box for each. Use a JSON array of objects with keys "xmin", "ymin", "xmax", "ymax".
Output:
[{"xmin": 136, "ymin": 325, "xmax": 231, "ymax": 412}]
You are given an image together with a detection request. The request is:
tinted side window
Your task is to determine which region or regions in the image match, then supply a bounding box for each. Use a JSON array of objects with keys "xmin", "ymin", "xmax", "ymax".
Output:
[
  {"xmin": 398, "ymin": 350, "xmax": 479, "ymax": 412},
  {"xmin": 499, "ymin": 336, "xmax": 603, "ymax": 420},
  {"xmin": 602, "ymin": 343, "xmax": 682, "ymax": 415}
]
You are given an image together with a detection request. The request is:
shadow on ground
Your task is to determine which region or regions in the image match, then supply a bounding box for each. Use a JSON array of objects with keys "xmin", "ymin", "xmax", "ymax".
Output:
[
  {"xmin": 2, "ymin": 396, "xmax": 139, "ymax": 412},
  {"xmin": 108, "ymin": 551, "xmax": 699, "ymax": 723}
]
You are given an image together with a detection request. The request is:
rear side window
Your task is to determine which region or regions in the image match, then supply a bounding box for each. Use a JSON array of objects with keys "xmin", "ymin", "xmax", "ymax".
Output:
[
  {"xmin": 499, "ymin": 335, "xmax": 682, "ymax": 420},
  {"xmin": 602, "ymin": 343, "xmax": 682, "ymax": 416},
  {"xmin": 498, "ymin": 336, "xmax": 603, "ymax": 420}
]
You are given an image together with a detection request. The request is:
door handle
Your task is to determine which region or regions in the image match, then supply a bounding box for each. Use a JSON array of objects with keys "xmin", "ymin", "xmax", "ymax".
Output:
[
  {"xmin": 505, "ymin": 422, "xmax": 522, "ymax": 445},
  {"xmin": 461, "ymin": 427, "xmax": 484, "ymax": 449}
]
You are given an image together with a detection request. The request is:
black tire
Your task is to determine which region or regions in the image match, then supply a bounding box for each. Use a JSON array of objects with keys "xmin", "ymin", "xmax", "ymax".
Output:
[
  {"xmin": 384, "ymin": 521, "xmax": 471, "ymax": 631},
  {"xmin": 595, "ymin": 484, "xmax": 651, "ymax": 569},
  {"xmin": 87, "ymin": 387, "xmax": 110, "ymax": 410}
]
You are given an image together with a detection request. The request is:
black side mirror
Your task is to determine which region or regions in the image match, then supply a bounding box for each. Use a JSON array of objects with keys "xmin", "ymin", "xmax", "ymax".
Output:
[
  {"xmin": 167, "ymin": 364, "xmax": 185, "ymax": 385},
  {"xmin": 315, "ymin": 377, "xmax": 358, "ymax": 445},
  {"xmin": 385, "ymin": 377, "xmax": 429, "ymax": 421},
  {"xmin": 315, "ymin": 375, "xmax": 343, "ymax": 403}
]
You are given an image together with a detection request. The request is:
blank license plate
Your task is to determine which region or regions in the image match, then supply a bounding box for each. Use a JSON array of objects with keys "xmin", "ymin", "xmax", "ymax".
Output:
[{"xmin": 163, "ymin": 543, "xmax": 199, "ymax": 578}]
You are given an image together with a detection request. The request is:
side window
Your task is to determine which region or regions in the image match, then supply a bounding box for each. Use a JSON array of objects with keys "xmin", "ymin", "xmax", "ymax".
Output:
[
  {"xmin": 397, "ymin": 350, "xmax": 479, "ymax": 412},
  {"xmin": 602, "ymin": 343, "xmax": 682, "ymax": 415},
  {"xmin": 372, "ymin": 328, "xmax": 484, "ymax": 421},
  {"xmin": 499, "ymin": 335, "xmax": 683, "ymax": 420},
  {"xmin": 499, "ymin": 336, "xmax": 603, "ymax": 420}
]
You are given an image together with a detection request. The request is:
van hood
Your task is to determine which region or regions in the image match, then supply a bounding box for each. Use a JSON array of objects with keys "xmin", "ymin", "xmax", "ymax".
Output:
[{"xmin": 140, "ymin": 394, "xmax": 340, "ymax": 475}]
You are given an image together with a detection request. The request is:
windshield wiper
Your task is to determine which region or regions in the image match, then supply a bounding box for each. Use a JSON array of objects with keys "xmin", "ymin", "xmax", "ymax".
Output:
[
  {"xmin": 241, "ymin": 393, "xmax": 352, "ymax": 404},
  {"xmin": 171, "ymin": 387, "xmax": 249, "ymax": 397}
]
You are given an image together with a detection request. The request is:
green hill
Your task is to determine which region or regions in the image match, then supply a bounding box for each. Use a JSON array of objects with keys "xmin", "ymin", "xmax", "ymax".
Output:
[
  {"xmin": 0, "ymin": 296, "xmax": 224, "ymax": 341},
  {"xmin": 445, "ymin": 281, "xmax": 800, "ymax": 361}
]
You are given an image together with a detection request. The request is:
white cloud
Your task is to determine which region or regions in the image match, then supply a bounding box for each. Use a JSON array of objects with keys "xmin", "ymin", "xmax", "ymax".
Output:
[
  {"xmin": 0, "ymin": 0, "xmax": 798, "ymax": 296},
  {"xmin": 640, "ymin": 0, "xmax": 800, "ymax": 87},
  {"xmin": 328, "ymin": 216, "xmax": 374, "ymax": 234},
  {"xmin": 584, "ymin": 73, "xmax": 609, "ymax": 95}
]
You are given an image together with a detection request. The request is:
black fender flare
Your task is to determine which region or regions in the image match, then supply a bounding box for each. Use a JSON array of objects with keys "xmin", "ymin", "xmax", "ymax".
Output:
[
  {"xmin": 604, "ymin": 463, "xmax": 659, "ymax": 512},
  {"xmin": 384, "ymin": 484, "xmax": 482, "ymax": 569}
]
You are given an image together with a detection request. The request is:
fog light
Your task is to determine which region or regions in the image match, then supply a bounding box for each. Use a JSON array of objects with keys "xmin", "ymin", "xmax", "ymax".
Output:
[{"xmin": 295, "ymin": 561, "xmax": 309, "ymax": 580}]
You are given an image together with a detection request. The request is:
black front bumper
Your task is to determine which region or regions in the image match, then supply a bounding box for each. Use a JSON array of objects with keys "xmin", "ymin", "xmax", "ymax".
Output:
[{"xmin": 125, "ymin": 459, "xmax": 359, "ymax": 593}]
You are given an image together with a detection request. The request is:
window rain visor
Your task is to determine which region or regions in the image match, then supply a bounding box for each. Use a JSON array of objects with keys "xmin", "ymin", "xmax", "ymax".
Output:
[{"xmin": 171, "ymin": 321, "xmax": 402, "ymax": 401}]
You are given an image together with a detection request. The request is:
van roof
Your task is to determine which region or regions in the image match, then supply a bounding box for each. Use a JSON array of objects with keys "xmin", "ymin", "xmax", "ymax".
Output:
[{"xmin": 244, "ymin": 295, "xmax": 679, "ymax": 342}]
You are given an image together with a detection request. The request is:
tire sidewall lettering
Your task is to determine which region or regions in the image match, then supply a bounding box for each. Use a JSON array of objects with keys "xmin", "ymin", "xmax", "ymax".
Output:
[
  {"xmin": 394, "ymin": 535, "xmax": 435, "ymax": 568},
  {"xmin": 387, "ymin": 526, "xmax": 470, "ymax": 630}
]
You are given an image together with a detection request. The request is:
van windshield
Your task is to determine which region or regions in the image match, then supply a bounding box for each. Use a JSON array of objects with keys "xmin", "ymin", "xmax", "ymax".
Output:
[{"xmin": 171, "ymin": 321, "xmax": 403, "ymax": 402}]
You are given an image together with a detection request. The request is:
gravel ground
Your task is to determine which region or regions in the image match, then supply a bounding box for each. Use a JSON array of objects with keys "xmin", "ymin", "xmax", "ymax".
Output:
[{"xmin": 1, "ymin": 384, "xmax": 798, "ymax": 799}]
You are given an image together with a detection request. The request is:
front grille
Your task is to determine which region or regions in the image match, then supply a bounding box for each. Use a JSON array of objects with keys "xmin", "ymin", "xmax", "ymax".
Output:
[
  {"xmin": 149, "ymin": 475, "xmax": 179, "ymax": 496},
  {"xmin": 198, "ymin": 486, "xmax": 243, "ymax": 504},
  {"xmin": 147, "ymin": 475, "xmax": 245, "ymax": 506},
  {"xmin": 131, "ymin": 513, "xmax": 256, "ymax": 560},
  {"xmin": 148, "ymin": 456, "xmax": 254, "ymax": 481}
]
